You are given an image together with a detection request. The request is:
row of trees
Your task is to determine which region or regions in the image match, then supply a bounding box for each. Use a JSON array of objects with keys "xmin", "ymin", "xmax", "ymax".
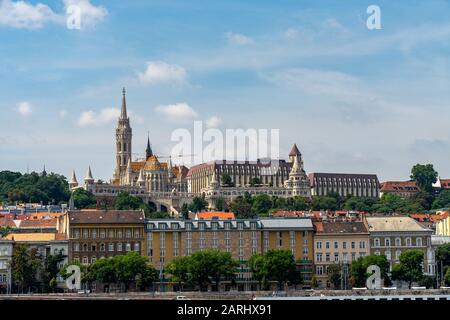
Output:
[
  {"xmin": 326, "ymin": 246, "xmax": 450, "ymax": 290},
  {"xmin": 0, "ymin": 170, "xmax": 70, "ymax": 205},
  {"xmin": 8, "ymin": 244, "xmax": 65, "ymax": 293}
]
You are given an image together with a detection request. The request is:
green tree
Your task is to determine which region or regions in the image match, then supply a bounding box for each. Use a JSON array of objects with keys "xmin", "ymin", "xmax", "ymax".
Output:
[
  {"xmin": 189, "ymin": 196, "xmax": 208, "ymax": 213},
  {"xmin": 344, "ymin": 197, "xmax": 376, "ymax": 212},
  {"xmin": 252, "ymin": 194, "xmax": 272, "ymax": 215},
  {"xmin": 435, "ymin": 243, "xmax": 450, "ymax": 283},
  {"xmin": 249, "ymin": 177, "xmax": 262, "ymax": 187},
  {"xmin": 10, "ymin": 244, "xmax": 42, "ymax": 293},
  {"xmin": 0, "ymin": 226, "xmax": 13, "ymax": 237},
  {"xmin": 181, "ymin": 203, "xmax": 190, "ymax": 219},
  {"xmin": 230, "ymin": 196, "xmax": 253, "ymax": 218},
  {"xmin": 391, "ymin": 249, "xmax": 424, "ymax": 289},
  {"xmin": 72, "ymin": 188, "xmax": 97, "ymax": 209},
  {"xmin": 311, "ymin": 196, "xmax": 338, "ymax": 211},
  {"xmin": 221, "ymin": 173, "xmax": 234, "ymax": 187},
  {"xmin": 115, "ymin": 192, "xmax": 144, "ymax": 210},
  {"xmin": 89, "ymin": 257, "xmax": 117, "ymax": 288},
  {"xmin": 432, "ymin": 190, "xmax": 450, "ymax": 209},
  {"xmin": 112, "ymin": 252, "xmax": 157, "ymax": 292},
  {"xmin": 249, "ymin": 250, "xmax": 300, "ymax": 290},
  {"xmin": 188, "ymin": 249, "xmax": 238, "ymax": 291},
  {"xmin": 445, "ymin": 268, "xmax": 450, "ymax": 285},
  {"xmin": 214, "ymin": 197, "xmax": 227, "ymax": 211},
  {"xmin": 42, "ymin": 253, "xmax": 65, "ymax": 293},
  {"xmin": 166, "ymin": 256, "xmax": 191, "ymax": 291},
  {"xmin": 327, "ymin": 263, "xmax": 341, "ymax": 289},
  {"xmin": 410, "ymin": 163, "xmax": 438, "ymax": 193},
  {"xmin": 350, "ymin": 255, "xmax": 391, "ymax": 287}
]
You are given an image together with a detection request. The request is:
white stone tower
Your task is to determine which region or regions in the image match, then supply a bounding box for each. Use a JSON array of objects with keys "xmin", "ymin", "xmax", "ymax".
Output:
[{"xmin": 114, "ymin": 87, "xmax": 132, "ymax": 183}]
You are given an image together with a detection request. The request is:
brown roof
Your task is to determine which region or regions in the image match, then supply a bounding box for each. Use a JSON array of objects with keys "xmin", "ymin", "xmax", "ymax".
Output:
[
  {"xmin": 18, "ymin": 219, "xmax": 57, "ymax": 228},
  {"xmin": 0, "ymin": 216, "xmax": 17, "ymax": 228},
  {"xmin": 440, "ymin": 179, "xmax": 450, "ymax": 189},
  {"xmin": 315, "ymin": 221, "xmax": 368, "ymax": 234},
  {"xmin": 289, "ymin": 143, "xmax": 301, "ymax": 156},
  {"xmin": 69, "ymin": 210, "xmax": 145, "ymax": 224},
  {"xmin": 309, "ymin": 172, "xmax": 379, "ymax": 186},
  {"xmin": 380, "ymin": 181, "xmax": 420, "ymax": 192}
]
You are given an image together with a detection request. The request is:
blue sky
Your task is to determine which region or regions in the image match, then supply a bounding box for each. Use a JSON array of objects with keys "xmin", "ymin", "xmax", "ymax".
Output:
[{"xmin": 1, "ymin": 0, "xmax": 450, "ymax": 182}]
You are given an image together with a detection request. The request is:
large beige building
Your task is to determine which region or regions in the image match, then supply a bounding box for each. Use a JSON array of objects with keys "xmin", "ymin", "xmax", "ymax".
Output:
[
  {"xmin": 145, "ymin": 217, "xmax": 314, "ymax": 290},
  {"xmin": 313, "ymin": 220, "xmax": 370, "ymax": 288},
  {"xmin": 366, "ymin": 217, "xmax": 435, "ymax": 275}
]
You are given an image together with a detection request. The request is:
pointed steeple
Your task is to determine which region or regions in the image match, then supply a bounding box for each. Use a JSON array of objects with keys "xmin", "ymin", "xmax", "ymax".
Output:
[
  {"xmin": 137, "ymin": 169, "xmax": 145, "ymax": 186},
  {"xmin": 289, "ymin": 143, "xmax": 301, "ymax": 157},
  {"xmin": 146, "ymin": 133, "xmax": 153, "ymax": 159},
  {"xmin": 121, "ymin": 87, "xmax": 127, "ymax": 119},
  {"xmin": 84, "ymin": 166, "xmax": 94, "ymax": 184},
  {"xmin": 69, "ymin": 170, "xmax": 78, "ymax": 188},
  {"xmin": 42, "ymin": 165, "xmax": 47, "ymax": 176}
]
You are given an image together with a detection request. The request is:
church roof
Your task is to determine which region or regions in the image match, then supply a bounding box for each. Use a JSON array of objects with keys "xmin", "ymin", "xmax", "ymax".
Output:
[
  {"xmin": 144, "ymin": 155, "xmax": 164, "ymax": 171},
  {"xmin": 289, "ymin": 143, "xmax": 301, "ymax": 156}
]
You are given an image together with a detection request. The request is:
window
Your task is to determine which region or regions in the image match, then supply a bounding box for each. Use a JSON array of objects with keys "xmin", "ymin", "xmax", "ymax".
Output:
[
  {"xmin": 316, "ymin": 253, "xmax": 323, "ymax": 262},
  {"xmin": 375, "ymin": 250, "xmax": 380, "ymax": 256},
  {"xmin": 343, "ymin": 242, "xmax": 347, "ymax": 249},
  {"xmin": 82, "ymin": 256, "xmax": 89, "ymax": 265},
  {"xmin": 277, "ymin": 232, "xmax": 283, "ymax": 247},
  {"xmin": 74, "ymin": 230, "xmax": 80, "ymax": 239},
  {"xmin": 351, "ymin": 241, "xmax": 355, "ymax": 249},
  {"xmin": 199, "ymin": 223, "xmax": 205, "ymax": 231},
  {"xmin": 134, "ymin": 243, "xmax": 140, "ymax": 252},
  {"xmin": 374, "ymin": 238, "xmax": 380, "ymax": 247},
  {"xmin": 343, "ymin": 253, "xmax": 348, "ymax": 262},
  {"xmin": 416, "ymin": 237, "xmax": 422, "ymax": 246},
  {"xmin": 91, "ymin": 244, "xmax": 97, "ymax": 252},
  {"xmin": 91, "ymin": 256, "xmax": 97, "ymax": 264},
  {"xmin": 109, "ymin": 230, "xmax": 115, "ymax": 238},
  {"xmin": 100, "ymin": 243, "xmax": 105, "ymax": 252},
  {"xmin": 334, "ymin": 242, "xmax": 338, "ymax": 249},
  {"xmin": 238, "ymin": 222, "xmax": 244, "ymax": 230},
  {"xmin": 108, "ymin": 243, "xmax": 114, "ymax": 252},
  {"xmin": 126, "ymin": 230, "xmax": 132, "ymax": 238},
  {"xmin": 395, "ymin": 238, "xmax": 401, "ymax": 246},
  {"xmin": 73, "ymin": 243, "xmax": 80, "ymax": 252},
  {"xmin": 406, "ymin": 237, "xmax": 412, "ymax": 246},
  {"xmin": 384, "ymin": 238, "xmax": 391, "ymax": 247},
  {"xmin": 326, "ymin": 242, "xmax": 330, "ymax": 249},
  {"xmin": 83, "ymin": 243, "xmax": 88, "ymax": 252},
  {"xmin": 351, "ymin": 252, "xmax": 356, "ymax": 261},
  {"xmin": 83, "ymin": 230, "xmax": 89, "ymax": 239},
  {"xmin": 395, "ymin": 250, "xmax": 401, "ymax": 260},
  {"xmin": 134, "ymin": 230, "xmax": 140, "ymax": 238},
  {"xmin": 125, "ymin": 243, "xmax": 131, "ymax": 251},
  {"xmin": 186, "ymin": 223, "xmax": 192, "ymax": 231},
  {"xmin": 316, "ymin": 242, "xmax": 322, "ymax": 249},
  {"xmin": 117, "ymin": 230, "xmax": 123, "ymax": 238},
  {"xmin": 359, "ymin": 241, "xmax": 366, "ymax": 249},
  {"xmin": 325, "ymin": 253, "xmax": 330, "ymax": 262},
  {"xmin": 316, "ymin": 266, "xmax": 324, "ymax": 275},
  {"xmin": 334, "ymin": 253, "xmax": 339, "ymax": 262},
  {"xmin": 117, "ymin": 243, "xmax": 123, "ymax": 252},
  {"xmin": 91, "ymin": 230, "xmax": 97, "ymax": 239}
]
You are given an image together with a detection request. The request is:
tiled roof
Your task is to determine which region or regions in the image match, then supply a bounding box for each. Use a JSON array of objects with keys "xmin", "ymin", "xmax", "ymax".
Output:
[
  {"xmin": 0, "ymin": 217, "xmax": 16, "ymax": 228},
  {"xmin": 366, "ymin": 217, "xmax": 431, "ymax": 232},
  {"xmin": 317, "ymin": 221, "xmax": 368, "ymax": 234},
  {"xmin": 69, "ymin": 210, "xmax": 145, "ymax": 224},
  {"xmin": 259, "ymin": 218, "xmax": 313, "ymax": 229},
  {"xmin": 272, "ymin": 210, "xmax": 306, "ymax": 217},
  {"xmin": 289, "ymin": 143, "xmax": 301, "ymax": 156},
  {"xmin": 440, "ymin": 179, "xmax": 450, "ymax": 189},
  {"xmin": 195, "ymin": 212, "xmax": 235, "ymax": 220},
  {"xmin": 380, "ymin": 181, "xmax": 420, "ymax": 192},
  {"xmin": 18, "ymin": 219, "xmax": 57, "ymax": 228},
  {"xmin": 309, "ymin": 172, "xmax": 379, "ymax": 186}
]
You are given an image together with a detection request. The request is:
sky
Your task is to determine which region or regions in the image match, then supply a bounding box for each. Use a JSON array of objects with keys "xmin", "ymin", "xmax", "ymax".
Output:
[{"xmin": 1, "ymin": 0, "xmax": 450, "ymax": 182}]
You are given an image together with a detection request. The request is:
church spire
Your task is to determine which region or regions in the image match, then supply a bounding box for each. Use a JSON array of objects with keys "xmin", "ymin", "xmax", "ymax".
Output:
[
  {"xmin": 146, "ymin": 133, "xmax": 153, "ymax": 159},
  {"xmin": 121, "ymin": 87, "xmax": 127, "ymax": 119}
]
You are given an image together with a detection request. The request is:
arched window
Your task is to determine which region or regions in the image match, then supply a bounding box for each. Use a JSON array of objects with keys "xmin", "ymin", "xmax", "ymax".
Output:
[
  {"xmin": 395, "ymin": 238, "xmax": 401, "ymax": 247},
  {"xmin": 385, "ymin": 250, "xmax": 391, "ymax": 260},
  {"xmin": 406, "ymin": 237, "xmax": 412, "ymax": 246},
  {"xmin": 374, "ymin": 238, "xmax": 380, "ymax": 247},
  {"xmin": 82, "ymin": 256, "xmax": 89, "ymax": 265},
  {"xmin": 384, "ymin": 238, "xmax": 391, "ymax": 247},
  {"xmin": 91, "ymin": 256, "xmax": 97, "ymax": 264},
  {"xmin": 416, "ymin": 237, "xmax": 422, "ymax": 246},
  {"xmin": 395, "ymin": 250, "xmax": 401, "ymax": 260},
  {"xmin": 100, "ymin": 243, "xmax": 105, "ymax": 252},
  {"xmin": 83, "ymin": 243, "xmax": 88, "ymax": 252}
]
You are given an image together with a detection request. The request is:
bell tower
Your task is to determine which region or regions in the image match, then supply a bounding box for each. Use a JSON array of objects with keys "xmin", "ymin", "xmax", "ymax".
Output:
[{"xmin": 114, "ymin": 87, "xmax": 132, "ymax": 183}]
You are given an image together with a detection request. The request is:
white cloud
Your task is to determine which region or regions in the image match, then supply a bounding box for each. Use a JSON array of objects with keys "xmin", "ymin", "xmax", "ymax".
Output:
[
  {"xmin": 138, "ymin": 61, "xmax": 187, "ymax": 85},
  {"xmin": 77, "ymin": 108, "xmax": 119, "ymax": 126},
  {"xmin": 206, "ymin": 116, "xmax": 222, "ymax": 128},
  {"xmin": 0, "ymin": 0, "xmax": 107, "ymax": 30},
  {"xmin": 62, "ymin": 0, "xmax": 107, "ymax": 27},
  {"xmin": 225, "ymin": 32, "xmax": 253, "ymax": 45},
  {"xmin": 155, "ymin": 103, "xmax": 198, "ymax": 122},
  {"xmin": 16, "ymin": 101, "xmax": 32, "ymax": 116},
  {"xmin": 0, "ymin": 0, "xmax": 58, "ymax": 29}
]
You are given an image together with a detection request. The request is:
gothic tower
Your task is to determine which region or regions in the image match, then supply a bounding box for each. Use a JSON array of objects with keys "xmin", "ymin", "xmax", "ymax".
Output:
[{"xmin": 114, "ymin": 88, "xmax": 132, "ymax": 183}]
